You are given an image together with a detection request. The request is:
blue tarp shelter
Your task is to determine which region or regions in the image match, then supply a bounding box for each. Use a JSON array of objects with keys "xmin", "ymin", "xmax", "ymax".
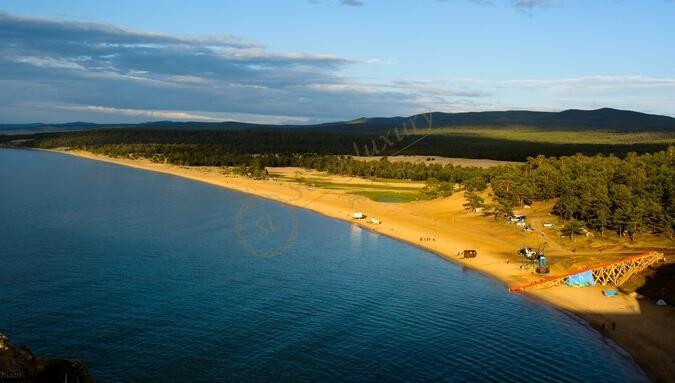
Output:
[{"xmin": 567, "ymin": 271, "xmax": 596, "ymax": 287}]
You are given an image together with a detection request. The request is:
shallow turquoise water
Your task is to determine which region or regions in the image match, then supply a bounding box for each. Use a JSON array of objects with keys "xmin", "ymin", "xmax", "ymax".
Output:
[{"xmin": 0, "ymin": 149, "xmax": 647, "ymax": 382}]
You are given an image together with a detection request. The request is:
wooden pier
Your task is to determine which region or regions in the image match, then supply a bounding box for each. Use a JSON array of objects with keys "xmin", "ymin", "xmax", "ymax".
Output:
[{"xmin": 509, "ymin": 251, "xmax": 665, "ymax": 292}]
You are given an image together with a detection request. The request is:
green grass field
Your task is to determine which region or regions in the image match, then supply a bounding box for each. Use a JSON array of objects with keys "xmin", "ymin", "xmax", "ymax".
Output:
[
  {"xmin": 270, "ymin": 174, "xmax": 423, "ymax": 202},
  {"xmin": 347, "ymin": 190, "xmax": 422, "ymax": 203},
  {"xmin": 419, "ymin": 126, "xmax": 675, "ymax": 145}
]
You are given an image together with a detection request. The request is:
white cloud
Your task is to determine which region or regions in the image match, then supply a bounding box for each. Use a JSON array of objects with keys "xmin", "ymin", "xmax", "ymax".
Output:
[
  {"xmin": 341, "ymin": 0, "xmax": 365, "ymax": 6},
  {"xmin": 1, "ymin": 12, "xmax": 674, "ymax": 123},
  {"xmin": 58, "ymin": 105, "xmax": 222, "ymax": 121},
  {"xmin": 498, "ymin": 75, "xmax": 675, "ymax": 91},
  {"xmin": 391, "ymin": 80, "xmax": 492, "ymax": 97},
  {"xmin": 511, "ymin": 0, "xmax": 550, "ymax": 9},
  {"xmin": 12, "ymin": 55, "xmax": 86, "ymax": 70},
  {"xmin": 0, "ymin": 11, "xmax": 412, "ymax": 122},
  {"xmin": 51, "ymin": 104, "xmax": 313, "ymax": 124},
  {"xmin": 306, "ymin": 83, "xmax": 379, "ymax": 93}
]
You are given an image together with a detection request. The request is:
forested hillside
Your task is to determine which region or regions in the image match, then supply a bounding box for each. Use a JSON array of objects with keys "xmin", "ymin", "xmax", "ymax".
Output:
[
  {"xmin": 4, "ymin": 107, "xmax": 675, "ymax": 134},
  {"xmin": 12, "ymin": 127, "xmax": 671, "ymax": 161}
]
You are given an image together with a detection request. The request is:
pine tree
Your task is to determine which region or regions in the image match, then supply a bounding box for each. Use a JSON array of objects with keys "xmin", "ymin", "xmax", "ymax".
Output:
[
  {"xmin": 463, "ymin": 191, "xmax": 485, "ymax": 211},
  {"xmin": 561, "ymin": 220, "xmax": 585, "ymax": 240}
]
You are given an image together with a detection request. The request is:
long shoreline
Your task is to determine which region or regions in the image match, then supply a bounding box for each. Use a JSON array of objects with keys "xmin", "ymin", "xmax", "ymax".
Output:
[{"xmin": 45, "ymin": 148, "xmax": 673, "ymax": 382}]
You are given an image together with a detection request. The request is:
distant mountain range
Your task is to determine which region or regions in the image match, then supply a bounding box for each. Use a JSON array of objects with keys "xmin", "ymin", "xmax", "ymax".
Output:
[{"xmin": 2, "ymin": 108, "xmax": 675, "ymax": 134}]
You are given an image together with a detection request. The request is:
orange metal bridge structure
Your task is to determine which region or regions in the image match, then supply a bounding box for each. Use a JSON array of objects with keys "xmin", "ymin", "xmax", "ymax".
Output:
[{"xmin": 509, "ymin": 251, "xmax": 665, "ymax": 293}]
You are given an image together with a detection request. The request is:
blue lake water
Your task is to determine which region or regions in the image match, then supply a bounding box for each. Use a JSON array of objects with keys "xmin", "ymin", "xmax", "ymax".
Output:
[{"xmin": 0, "ymin": 149, "xmax": 647, "ymax": 382}]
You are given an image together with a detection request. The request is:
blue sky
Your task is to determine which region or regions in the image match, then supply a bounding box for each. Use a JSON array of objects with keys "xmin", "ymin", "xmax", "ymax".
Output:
[{"xmin": 1, "ymin": 0, "xmax": 674, "ymax": 123}]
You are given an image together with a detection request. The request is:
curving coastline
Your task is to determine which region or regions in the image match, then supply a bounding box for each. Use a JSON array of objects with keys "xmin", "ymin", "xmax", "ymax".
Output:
[{"xmin": 47, "ymin": 148, "xmax": 674, "ymax": 382}]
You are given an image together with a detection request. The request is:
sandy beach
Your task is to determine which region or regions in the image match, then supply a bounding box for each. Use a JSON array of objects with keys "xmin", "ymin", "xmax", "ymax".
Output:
[{"xmin": 53, "ymin": 149, "xmax": 674, "ymax": 382}]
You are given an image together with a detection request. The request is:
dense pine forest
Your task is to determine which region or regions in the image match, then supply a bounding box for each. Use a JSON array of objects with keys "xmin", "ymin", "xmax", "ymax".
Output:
[
  {"xmin": 2, "ymin": 128, "xmax": 673, "ymax": 239},
  {"xmin": 4, "ymin": 127, "xmax": 670, "ymax": 161},
  {"xmin": 489, "ymin": 151, "xmax": 674, "ymax": 240}
]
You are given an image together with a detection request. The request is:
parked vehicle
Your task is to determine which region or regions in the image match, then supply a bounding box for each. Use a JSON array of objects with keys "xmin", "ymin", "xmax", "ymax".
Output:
[
  {"xmin": 518, "ymin": 247, "xmax": 542, "ymax": 260},
  {"xmin": 463, "ymin": 249, "xmax": 478, "ymax": 258}
]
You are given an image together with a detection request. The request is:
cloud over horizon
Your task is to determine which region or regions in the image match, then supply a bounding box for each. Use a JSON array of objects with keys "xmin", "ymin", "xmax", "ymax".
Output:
[
  {"xmin": 0, "ymin": 12, "xmax": 424, "ymax": 123},
  {"xmin": 340, "ymin": 0, "xmax": 365, "ymax": 6},
  {"xmin": 0, "ymin": 11, "xmax": 673, "ymax": 123},
  {"xmin": 511, "ymin": 0, "xmax": 550, "ymax": 9}
]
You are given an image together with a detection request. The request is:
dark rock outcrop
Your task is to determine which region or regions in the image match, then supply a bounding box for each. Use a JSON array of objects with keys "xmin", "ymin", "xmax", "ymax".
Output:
[{"xmin": 0, "ymin": 333, "xmax": 94, "ymax": 383}]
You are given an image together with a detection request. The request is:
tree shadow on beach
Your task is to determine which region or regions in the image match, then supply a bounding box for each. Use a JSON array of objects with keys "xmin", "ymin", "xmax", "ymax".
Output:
[{"xmin": 585, "ymin": 260, "xmax": 675, "ymax": 383}]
